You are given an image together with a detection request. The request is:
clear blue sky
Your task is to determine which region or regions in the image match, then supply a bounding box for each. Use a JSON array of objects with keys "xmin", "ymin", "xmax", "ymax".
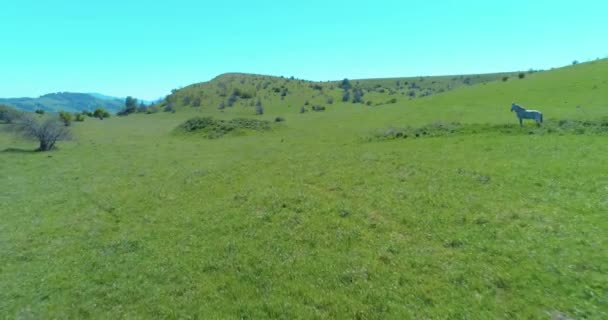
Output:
[{"xmin": 1, "ymin": 0, "xmax": 606, "ymax": 100}]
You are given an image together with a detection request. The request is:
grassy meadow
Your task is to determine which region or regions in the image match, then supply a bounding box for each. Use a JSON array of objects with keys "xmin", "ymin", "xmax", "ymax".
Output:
[{"xmin": 1, "ymin": 60, "xmax": 607, "ymax": 319}]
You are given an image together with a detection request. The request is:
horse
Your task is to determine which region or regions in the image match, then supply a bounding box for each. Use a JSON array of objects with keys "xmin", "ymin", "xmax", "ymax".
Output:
[{"xmin": 511, "ymin": 103, "xmax": 543, "ymax": 126}]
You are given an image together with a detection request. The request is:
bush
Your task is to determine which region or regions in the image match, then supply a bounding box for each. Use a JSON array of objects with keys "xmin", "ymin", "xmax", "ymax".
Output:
[
  {"xmin": 164, "ymin": 104, "xmax": 176, "ymax": 113},
  {"xmin": 312, "ymin": 105, "xmax": 325, "ymax": 112},
  {"xmin": 518, "ymin": 72, "xmax": 525, "ymax": 79},
  {"xmin": 502, "ymin": 76, "xmax": 509, "ymax": 82},
  {"xmin": 342, "ymin": 90, "xmax": 351, "ymax": 102},
  {"xmin": 326, "ymin": 97, "xmax": 334, "ymax": 104},
  {"xmin": 137, "ymin": 104, "xmax": 148, "ymax": 113},
  {"xmin": 0, "ymin": 104, "xmax": 21, "ymax": 123},
  {"xmin": 255, "ymin": 100, "xmax": 264, "ymax": 115},
  {"xmin": 93, "ymin": 108, "xmax": 110, "ymax": 120},
  {"xmin": 227, "ymin": 94, "xmax": 238, "ymax": 107},
  {"xmin": 146, "ymin": 105, "xmax": 161, "ymax": 114},
  {"xmin": 58, "ymin": 111, "xmax": 72, "ymax": 126},
  {"xmin": 300, "ymin": 106, "xmax": 307, "ymax": 114},
  {"xmin": 240, "ymin": 92, "xmax": 253, "ymax": 99},
  {"xmin": 35, "ymin": 109, "xmax": 45, "ymax": 115},
  {"xmin": 74, "ymin": 113, "xmax": 85, "ymax": 122},
  {"xmin": 352, "ymin": 88, "xmax": 364, "ymax": 103},
  {"xmin": 275, "ymin": 116, "xmax": 285, "ymax": 122},
  {"xmin": 177, "ymin": 116, "xmax": 271, "ymax": 138}
]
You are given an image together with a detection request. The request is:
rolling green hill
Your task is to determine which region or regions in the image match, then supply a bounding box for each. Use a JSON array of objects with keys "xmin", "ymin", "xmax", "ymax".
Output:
[
  {"xmin": 0, "ymin": 92, "xmax": 124, "ymax": 113},
  {"xmin": 160, "ymin": 70, "xmax": 527, "ymax": 113},
  {"xmin": 1, "ymin": 60, "xmax": 607, "ymax": 318}
]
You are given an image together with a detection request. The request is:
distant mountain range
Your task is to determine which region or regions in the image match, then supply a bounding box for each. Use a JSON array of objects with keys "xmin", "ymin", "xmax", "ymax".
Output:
[{"xmin": 0, "ymin": 92, "xmax": 125, "ymax": 113}]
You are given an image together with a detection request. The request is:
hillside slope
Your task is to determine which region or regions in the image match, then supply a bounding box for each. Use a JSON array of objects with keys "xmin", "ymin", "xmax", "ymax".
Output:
[
  {"xmin": 161, "ymin": 70, "xmax": 526, "ymax": 114},
  {"xmin": 405, "ymin": 58, "xmax": 608, "ymax": 123},
  {"xmin": 0, "ymin": 92, "xmax": 124, "ymax": 113}
]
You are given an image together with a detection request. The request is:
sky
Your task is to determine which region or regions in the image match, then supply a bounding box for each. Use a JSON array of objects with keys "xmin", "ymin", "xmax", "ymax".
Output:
[{"xmin": 1, "ymin": 0, "xmax": 607, "ymax": 100}]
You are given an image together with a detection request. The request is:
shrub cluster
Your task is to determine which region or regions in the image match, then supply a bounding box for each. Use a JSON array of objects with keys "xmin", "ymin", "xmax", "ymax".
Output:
[
  {"xmin": 371, "ymin": 118, "xmax": 608, "ymax": 141},
  {"xmin": 177, "ymin": 116, "xmax": 271, "ymax": 139}
]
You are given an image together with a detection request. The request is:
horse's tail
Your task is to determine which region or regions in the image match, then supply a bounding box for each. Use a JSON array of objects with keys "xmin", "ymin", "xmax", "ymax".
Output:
[{"xmin": 540, "ymin": 113, "xmax": 543, "ymax": 123}]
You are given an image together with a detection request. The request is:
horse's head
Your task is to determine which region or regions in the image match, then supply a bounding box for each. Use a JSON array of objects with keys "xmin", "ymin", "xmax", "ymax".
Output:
[{"xmin": 511, "ymin": 103, "xmax": 517, "ymax": 112}]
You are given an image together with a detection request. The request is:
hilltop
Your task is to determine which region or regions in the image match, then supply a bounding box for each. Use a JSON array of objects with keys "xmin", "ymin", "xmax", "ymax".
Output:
[
  {"xmin": 0, "ymin": 92, "xmax": 124, "ymax": 113},
  {"xmin": 158, "ymin": 70, "xmax": 527, "ymax": 114}
]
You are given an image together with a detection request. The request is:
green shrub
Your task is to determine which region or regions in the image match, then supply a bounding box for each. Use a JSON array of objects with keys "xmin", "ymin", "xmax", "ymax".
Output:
[
  {"xmin": 146, "ymin": 105, "xmax": 160, "ymax": 114},
  {"xmin": 58, "ymin": 111, "xmax": 72, "ymax": 126},
  {"xmin": 177, "ymin": 117, "xmax": 271, "ymax": 138},
  {"xmin": 74, "ymin": 113, "xmax": 85, "ymax": 122},
  {"xmin": 93, "ymin": 108, "xmax": 110, "ymax": 120},
  {"xmin": 0, "ymin": 104, "xmax": 21, "ymax": 123}
]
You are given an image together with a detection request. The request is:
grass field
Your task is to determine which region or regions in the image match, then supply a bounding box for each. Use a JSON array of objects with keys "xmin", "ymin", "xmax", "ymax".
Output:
[{"xmin": 1, "ymin": 60, "xmax": 607, "ymax": 319}]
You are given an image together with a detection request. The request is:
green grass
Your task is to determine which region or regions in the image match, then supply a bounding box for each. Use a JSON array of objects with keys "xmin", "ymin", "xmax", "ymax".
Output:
[{"xmin": 1, "ymin": 60, "xmax": 607, "ymax": 319}]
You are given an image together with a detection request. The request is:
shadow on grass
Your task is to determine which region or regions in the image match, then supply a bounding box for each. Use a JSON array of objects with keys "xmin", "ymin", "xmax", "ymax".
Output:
[{"xmin": 2, "ymin": 148, "xmax": 36, "ymax": 154}]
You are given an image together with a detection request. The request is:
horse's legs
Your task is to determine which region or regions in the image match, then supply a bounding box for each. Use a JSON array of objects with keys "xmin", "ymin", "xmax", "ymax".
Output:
[{"xmin": 519, "ymin": 118, "xmax": 523, "ymax": 127}]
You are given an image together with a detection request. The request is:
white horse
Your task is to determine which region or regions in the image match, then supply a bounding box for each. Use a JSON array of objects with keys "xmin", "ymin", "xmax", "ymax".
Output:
[{"xmin": 511, "ymin": 103, "xmax": 543, "ymax": 126}]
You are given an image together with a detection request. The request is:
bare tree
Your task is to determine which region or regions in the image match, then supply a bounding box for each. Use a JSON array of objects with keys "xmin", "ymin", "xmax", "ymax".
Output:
[{"xmin": 18, "ymin": 115, "xmax": 71, "ymax": 151}]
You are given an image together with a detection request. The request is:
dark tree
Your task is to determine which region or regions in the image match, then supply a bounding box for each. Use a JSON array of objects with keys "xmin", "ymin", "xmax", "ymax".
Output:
[
  {"xmin": 125, "ymin": 96, "xmax": 138, "ymax": 114},
  {"xmin": 17, "ymin": 115, "xmax": 70, "ymax": 151},
  {"xmin": 340, "ymin": 78, "xmax": 352, "ymax": 90},
  {"xmin": 255, "ymin": 99, "xmax": 264, "ymax": 115}
]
